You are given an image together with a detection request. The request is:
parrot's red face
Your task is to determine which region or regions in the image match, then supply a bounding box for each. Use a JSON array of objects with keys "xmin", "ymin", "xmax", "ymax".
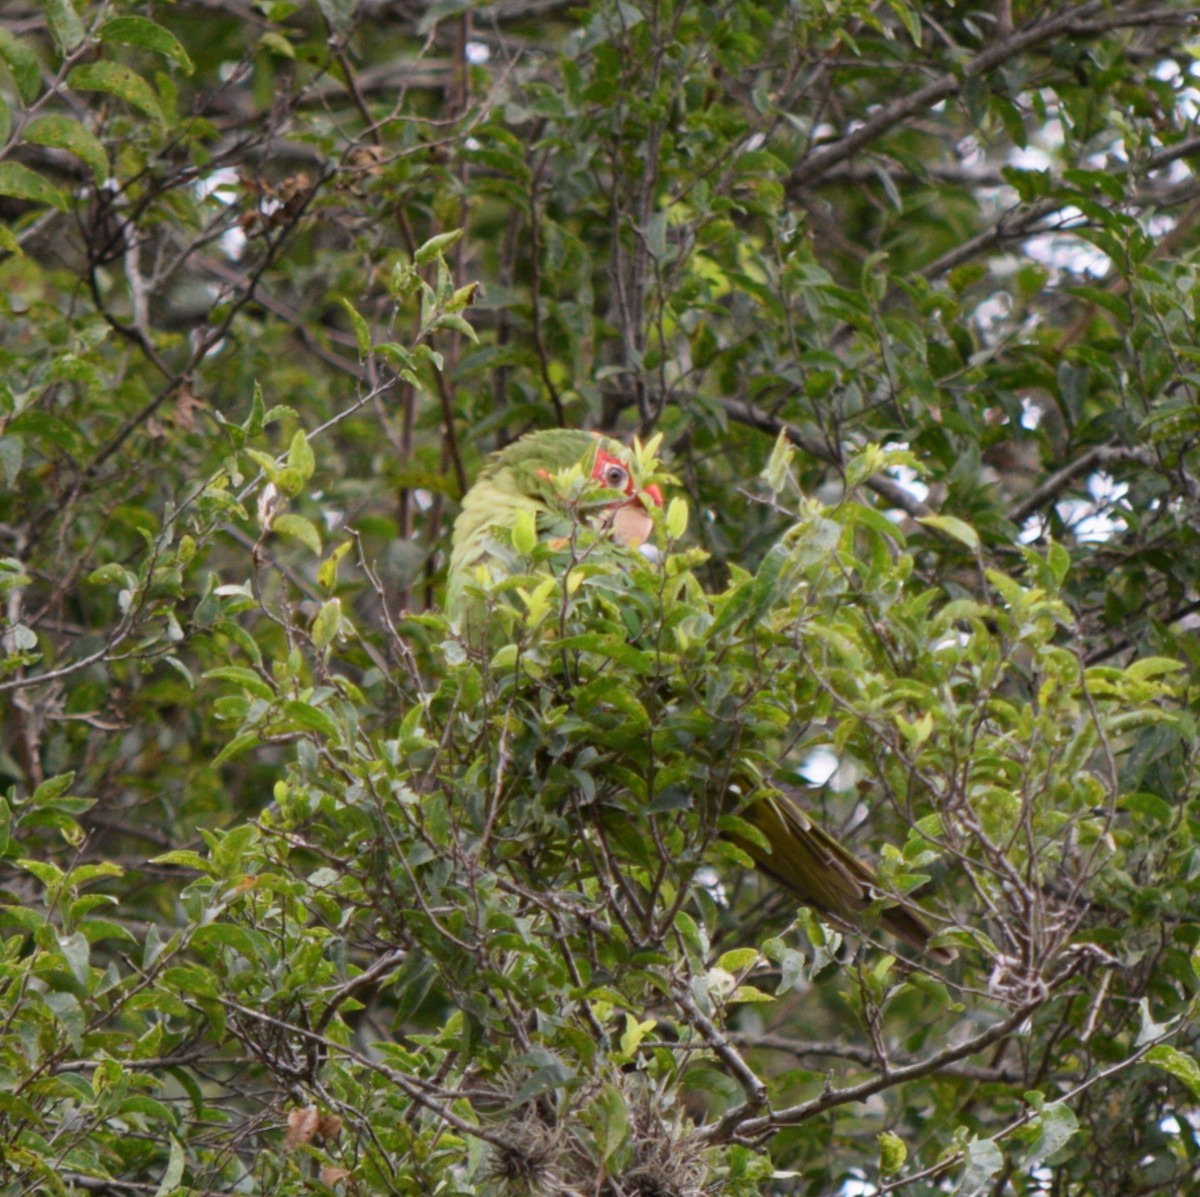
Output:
[{"xmin": 591, "ymin": 448, "xmax": 664, "ymax": 508}]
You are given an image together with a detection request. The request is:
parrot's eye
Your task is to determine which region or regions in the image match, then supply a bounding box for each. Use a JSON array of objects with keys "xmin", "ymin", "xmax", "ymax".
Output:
[{"xmin": 603, "ymin": 463, "xmax": 629, "ymax": 491}]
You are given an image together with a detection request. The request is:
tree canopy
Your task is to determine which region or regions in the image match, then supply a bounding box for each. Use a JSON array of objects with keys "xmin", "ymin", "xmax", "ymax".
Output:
[{"xmin": 3, "ymin": 0, "xmax": 1200, "ymax": 1193}]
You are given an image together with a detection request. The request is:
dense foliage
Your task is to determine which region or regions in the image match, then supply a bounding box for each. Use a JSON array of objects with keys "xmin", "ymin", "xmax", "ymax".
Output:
[{"xmin": 3, "ymin": 0, "xmax": 1200, "ymax": 1193}]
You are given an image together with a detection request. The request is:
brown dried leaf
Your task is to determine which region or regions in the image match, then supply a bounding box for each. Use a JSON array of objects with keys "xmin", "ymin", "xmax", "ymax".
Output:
[
  {"xmin": 316, "ymin": 1113, "xmax": 343, "ymax": 1143},
  {"xmin": 173, "ymin": 384, "xmax": 205, "ymax": 432},
  {"xmin": 284, "ymin": 1106, "xmax": 321, "ymax": 1152}
]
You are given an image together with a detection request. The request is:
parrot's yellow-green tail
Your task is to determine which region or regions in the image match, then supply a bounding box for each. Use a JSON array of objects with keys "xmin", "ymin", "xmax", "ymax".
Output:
[{"xmin": 733, "ymin": 789, "xmax": 954, "ymax": 961}]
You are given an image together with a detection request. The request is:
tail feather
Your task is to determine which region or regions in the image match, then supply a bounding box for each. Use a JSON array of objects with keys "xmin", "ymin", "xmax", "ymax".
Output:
[{"xmin": 730, "ymin": 789, "xmax": 954, "ymax": 961}]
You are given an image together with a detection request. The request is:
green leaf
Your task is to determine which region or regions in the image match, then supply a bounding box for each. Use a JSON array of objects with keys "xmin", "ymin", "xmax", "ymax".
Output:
[
  {"xmin": 1125, "ymin": 656, "xmax": 1185, "ymax": 682},
  {"xmin": 55, "ymin": 930, "xmax": 89, "ymax": 987},
  {"xmin": 715, "ymin": 947, "xmax": 759, "ymax": 973},
  {"xmin": 511, "ymin": 507, "xmax": 537, "ymax": 555},
  {"xmin": 97, "ymin": 16, "xmax": 194, "ymax": 72},
  {"xmin": 885, "ymin": 0, "xmax": 921, "ymax": 44},
  {"xmin": 68, "ymin": 62, "xmax": 163, "ymax": 123},
  {"xmin": 37, "ymin": 0, "xmax": 85, "ymax": 54},
  {"xmin": 287, "ymin": 429, "xmax": 315, "ymax": 481},
  {"xmin": 586, "ymin": 1084, "xmax": 631, "ymax": 1169},
  {"xmin": 19, "ymin": 856, "xmax": 64, "ymax": 887},
  {"xmin": 337, "ymin": 296, "xmax": 371, "ymax": 357},
  {"xmin": 0, "ymin": 162, "xmax": 67, "ymax": 211},
  {"xmin": 1136, "ymin": 997, "xmax": 1177, "ymax": 1046},
  {"xmin": 150, "ymin": 849, "xmax": 214, "ymax": 872},
  {"xmin": 203, "ymin": 666, "xmax": 276, "ymax": 701},
  {"xmin": 414, "ymin": 228, "xmax": 464, "ymax": 265},
  {"xmin": 31, "ymin": 772, "xmax": 76, "ymax": 804},
  {"xmin": 843, "ymin": 501, "xmax": 907, "ymax": 546},
  {"xmin": 211, "ymin": 732, "xmax": 260, "ymax": 767},
  {"xmin": 955, "ymin": 1135, "xmax": 1003, "ymax": 1195},
  {"xmin": 245, "ymin": 447, "xmax": 282, "ymax": 482},
  {"xmin": 665, "ymin": 495, "xmax": 688, "ymax": 539},
  {"xmin": 311, "ymin": 598, "xmax": 342, "ymax": 652},
  {"xmin": 243, "ymin": 381, "xmax": 266, "ymax": 435},
  {"xmin": 24, "ymin": 116, "xmax": 107, "ymax": 184},
  {"xmin": 0, "ymin": 30, "xmax": 42, "ymax": 103},
  {"xmin": 120, "ymin": 1095, "xmax": 180, "ymax": 1132},
  {"xmin": 191, "ymin": 922, "xmax": 267, "ymax": 959},
  {"xmin": 281, "ymin": 699, "xmax": 339, "ymax": 739},
  {"xmin": 317, "ymin": 540, "xmax": 352, "ymax": 591},
  {"xmin": 273, "ymin": 513, "xmax": 322, "ymax": 555},
  {"xmin": 1146, "ymin": 1045, "xmax": 1200, "ymax": 1099},
  {"xmin": 1020, "ymin": 1094, "xmax": 1078, "ymax": 1166},
  {"xmin": 258, "ymin": 31, "xmax": 295, "ymax": 59},
  {"xmin": 434, "ymin": 312, "xmax": 478, "ymax": 341},
  {"xmin": 513, "ymin": 1053, "xmax": 575, "ymax": 1104},
  {"xmin": 43, "ymin": 990, "xmax": 84, "ymax": 1047},
  {"xmin": 67, "ymin": 861, "xmax": 123, "ymax": 888},
  {"xmin": 162, "ymin": 965, "xmax": 218, "ymax": 998},
  {"xmin": 918, "ymin": 513, "xmax": 979, "ymax": 550},
  {"xmin": 87, "ymin": 562, "xmax": 137, "ymax": 588},
  {"xmin": 1062, "ymin": 284, "xmax": 1129, "ymax": 325},
  {"xmin": 844, "ymin": 442, "xmax": 889, "ymax": 491},
  {"xmin": 729, "ymin": 985, "xmax": 774, "ymax": 1003},
  {"xmin": 315, "ymin": 0, "xmax": 356, "ymax": 37},
  {"xmin": 0, "ymin": 435, "xmax": 23, "ymax": 487}
]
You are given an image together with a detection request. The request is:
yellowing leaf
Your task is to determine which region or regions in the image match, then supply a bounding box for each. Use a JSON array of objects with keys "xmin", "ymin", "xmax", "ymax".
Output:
[
  {"xmin": 0, "ymin": 162, "xmax": 67, "ymax": 211},
  {"xmin": 287, "ymin": 430, "xmax": 315, "ymax": 481},
  {"xmin": 0, "ymin": 30, "xmax": 41, "ymax": 103},
  {"xmin": 618, "ymin": 1013, "xmax": 657, "ymax": 1057},
  {"xmin": 511, "ymin": 508, "xmax": 538, "ymax": 556},
  {"xmin": 97, "ymin": 15, "xmax": 194, "ymax": 72},
  {"xmin": 317, "ymin": 541, "xmax": 353, "ymax": 591},
  {"xmin": 729, "ymin": 985, "xmax": 774, "ymax": 1004},
  {"xmin": 761, "ymin": 429, "xmax": 794, "ymax": 494},
  {"xmin": 337, "ymin": 296, "xmax": 371, "ymax": 358},
  {"xmin": 1145, "ymin": 1045, "xmax": 1200, "ymax": 1098},
  {"xmin": 24, "ymin": 116, "xmax": 107, "ymax": 184},
  {"xmin": 666, "ymin": 495, "xmax": 689, "ymax": 540},
  {"xmin": 311, "ymin": 598, "xmax": 342, "ymax": 652},
  {"xmin": 715, "ymin": 947, "xmax": 758, "ymax": 973},
  {"xmin": 69, "ymin": 62, "xmax": 163, "ymax": 123}
]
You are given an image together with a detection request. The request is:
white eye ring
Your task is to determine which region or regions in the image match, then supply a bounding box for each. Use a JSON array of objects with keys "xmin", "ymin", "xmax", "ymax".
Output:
[{"xmin": 604, "ymin": 465, "xmax": 628, "ymax": 490}]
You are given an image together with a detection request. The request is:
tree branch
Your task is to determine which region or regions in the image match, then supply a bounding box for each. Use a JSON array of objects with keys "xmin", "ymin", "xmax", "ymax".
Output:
[
  {"xmin": 721, "ymin": 397, "xmax": 932, "ymax": 517},
  {"xmin": 705, "ymin": 999, "xmax": 1041, "ymax": 1142},
  {"xmin": 789, "ymin": 3, "xmax": 1106, "ymax": 193}
]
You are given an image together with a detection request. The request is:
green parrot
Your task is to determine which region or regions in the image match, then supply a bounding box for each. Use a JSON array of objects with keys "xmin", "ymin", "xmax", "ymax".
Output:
[
  {"xmin": 446, "ymin": 427, "xmax": 664, "ymax": 632},
  {"xmin": 446, "ymin": 428, "xmax": 949, "ymax": 960}
]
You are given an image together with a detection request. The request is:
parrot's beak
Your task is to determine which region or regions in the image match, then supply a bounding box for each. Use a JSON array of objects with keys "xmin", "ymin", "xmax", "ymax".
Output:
[
  {"xmin": 610, "ymin": 501, "xmax": 655, "ymax": 550},
  {"xmin": 610, "ymin": 482, "xmax": 662, "ymax": 549}
]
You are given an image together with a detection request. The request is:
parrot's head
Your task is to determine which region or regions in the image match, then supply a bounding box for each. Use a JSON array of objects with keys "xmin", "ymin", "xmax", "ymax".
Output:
[
  {"xmin": 517, "ymin": 429, "xmax": 665, "ymax": 550},
  {"xmin": 586, "ymin": 443, "xmax": 663, "ymax": 551}
]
